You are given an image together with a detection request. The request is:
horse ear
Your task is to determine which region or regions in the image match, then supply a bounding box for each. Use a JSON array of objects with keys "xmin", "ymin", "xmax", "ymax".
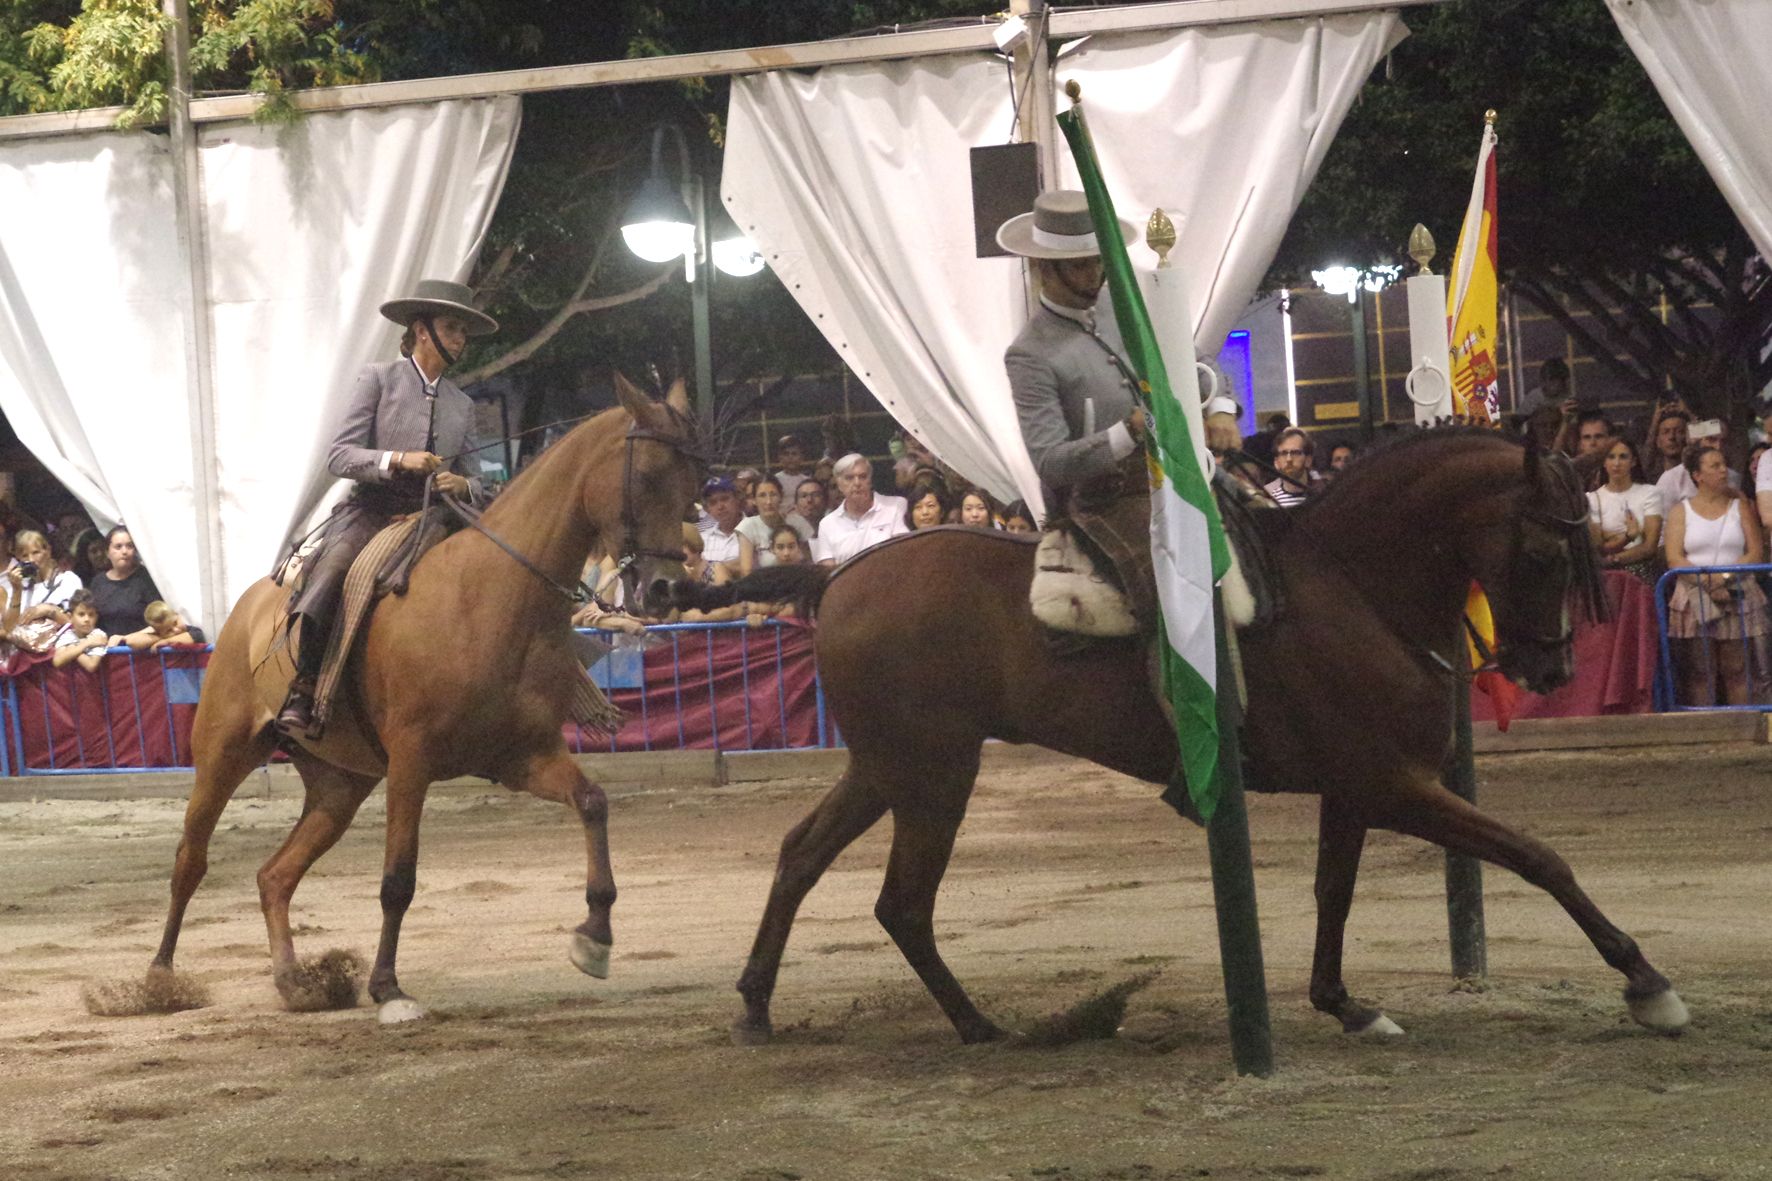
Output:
[
  {"xmin": 664, "ymin": 377, "xmax": 691, "ymax": 418},
  {"xmin": 613, "ymin": 371, "xmax": 665, "ymax": 430}
]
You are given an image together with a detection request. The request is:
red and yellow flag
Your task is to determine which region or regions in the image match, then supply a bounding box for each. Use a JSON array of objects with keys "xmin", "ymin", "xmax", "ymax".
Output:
[{"xmin": 1447, "ymin": 113, "xmax": 1500, "ymax": 426}]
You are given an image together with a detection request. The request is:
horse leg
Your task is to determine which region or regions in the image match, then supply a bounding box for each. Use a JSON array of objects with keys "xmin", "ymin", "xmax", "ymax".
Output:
[
  {"xmin": 1385, "ymin": 782, "xmax": 1688, "ymax": 1032},
  {"xmin": 151, "ymin": 721, "xmax": 279, "ymax": 971},
  {"xmin": 367, "ymin": 768, "xmax": 433, "ymax": 1023},
  {"xmin": 509, "ymin": 749, "xmax": 618, "ymax": 980},
  {"xmin": 1308, "ymin": 795, "xmax": 1404, "ymax": 1037},
  {"xmin": 257, "ymin": 749, "xmax": 378, "ymax": 1008},
  {"xmin": 872, "ymin": 756, "xmax": 1001, "ymax": 1044},
  {"xmin": 733, "ymin": 765, "xmax": 890, "ymax": 1045}
]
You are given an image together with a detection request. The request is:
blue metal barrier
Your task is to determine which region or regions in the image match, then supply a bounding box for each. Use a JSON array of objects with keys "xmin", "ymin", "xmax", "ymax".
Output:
[
  {"xmin": 0, "ymin": 619, "xmax": 836, "ymax": 777},
  {"xmin": 1654, "ymin": 563, "xmax": 1772, "ymax": 711}
]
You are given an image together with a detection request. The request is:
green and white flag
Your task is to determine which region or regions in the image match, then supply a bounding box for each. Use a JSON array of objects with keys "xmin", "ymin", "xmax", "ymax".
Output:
[{"xmin": 1057, "ymin": 103, "xmax": 1233, "ymax": 819}]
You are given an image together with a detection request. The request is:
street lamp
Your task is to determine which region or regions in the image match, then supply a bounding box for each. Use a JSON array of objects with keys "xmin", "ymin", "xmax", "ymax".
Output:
[
  {"xmin": 620, "ymin": 125, "xmax": 764, "ymax": 420},
  {"xmin": 1311, "ymin": 263, "xmax": 1400, "ymax": 441}
]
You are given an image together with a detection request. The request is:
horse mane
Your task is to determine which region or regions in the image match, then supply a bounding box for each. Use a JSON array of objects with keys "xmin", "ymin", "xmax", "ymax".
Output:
[{"xmin": 1296, "ymin": 425, "xmax": 1522, "ymax": 518}]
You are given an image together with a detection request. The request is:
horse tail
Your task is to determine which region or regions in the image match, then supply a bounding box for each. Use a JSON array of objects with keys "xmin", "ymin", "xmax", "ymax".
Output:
[{"xmin": 670, "ymin": 565, "xmax": 834, "ymax": 619}]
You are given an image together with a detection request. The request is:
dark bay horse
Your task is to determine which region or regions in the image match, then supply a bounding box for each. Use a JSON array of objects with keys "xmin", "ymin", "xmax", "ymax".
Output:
[
  {"xmin": 720, "ymin": 429, "xmax": 1689, "ymax": 1044},
  {"xmin": 150, "ymin": 376, "xmax": 701, "ymax": 1022}
]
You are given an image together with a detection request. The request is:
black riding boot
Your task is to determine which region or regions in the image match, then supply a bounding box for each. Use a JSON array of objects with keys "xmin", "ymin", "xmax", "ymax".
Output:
[{"xmin": 275, "ymin": 612, "xmax": 329, "ymax": 738}]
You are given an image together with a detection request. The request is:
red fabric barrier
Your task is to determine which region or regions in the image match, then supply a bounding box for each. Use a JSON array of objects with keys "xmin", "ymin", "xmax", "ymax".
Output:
[
  {"xmin": 1471, "ymin": 571, "xmax": 1660, "ymax": 721},
  {"xmin": 568, "ymin": 622, "xmax": 823, "ymax": 753},
  {"xmin": 0, "ymin": 624, "xmax": 824, "ymax": 772},
  {"xmin": 2, "ymin": 646, "xmax": 209, "ymax": 771}
]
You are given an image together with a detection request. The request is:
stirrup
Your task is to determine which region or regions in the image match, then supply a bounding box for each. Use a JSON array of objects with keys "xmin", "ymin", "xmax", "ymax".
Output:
[{"xmin": 275, "ymin": 680, "xmax": 322, "ymax": 739}]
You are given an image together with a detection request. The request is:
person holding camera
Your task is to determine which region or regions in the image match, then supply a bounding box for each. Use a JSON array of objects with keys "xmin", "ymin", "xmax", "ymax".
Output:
[{"xmin": 1, "ymin": 529, "xmax": 83, "ymax": 649}]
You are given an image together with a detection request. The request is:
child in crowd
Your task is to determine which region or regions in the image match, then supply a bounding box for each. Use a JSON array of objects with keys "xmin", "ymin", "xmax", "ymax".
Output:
[
  {"xmin": 123, "ymin": 601, "xmax": 202, "ymax": 652},
  {"xmin": 1002, "ymin": 500, "xmax": 1037, "ymax": 534},
  {"xmin": 769, "ymin": 524, "xmax": 807, "ymax": 566},
  {"xmin": 51, "ymin": 588, "xmax": 108, "ymax": 671}
]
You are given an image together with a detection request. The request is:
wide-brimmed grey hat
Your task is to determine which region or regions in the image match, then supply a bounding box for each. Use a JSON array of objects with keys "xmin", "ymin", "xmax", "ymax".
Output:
[
  {"xmin": 379, "ymin": 279, "xmax": 499, "ymax": 336},
  {"xmin": 996, "ymin": 189, "xmax": 1138, "ymax": 261}
]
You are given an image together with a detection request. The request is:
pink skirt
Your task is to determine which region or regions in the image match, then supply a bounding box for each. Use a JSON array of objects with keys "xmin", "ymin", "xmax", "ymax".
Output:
[{"xmin": 1668, "ymin": 575, "xmax": 1769, "ymax": 640}]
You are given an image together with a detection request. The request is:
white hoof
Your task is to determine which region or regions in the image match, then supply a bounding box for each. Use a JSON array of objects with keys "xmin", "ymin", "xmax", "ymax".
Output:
[
  {"xmin": 1628, "ymin": 987, "xmax": 1689, "ymax": 1033},
  {"xmin": 377, "ymin": 997, "xmax": 427, "ymax": 1025},
  {"xmin": 1354, "ymin": 1013, "xmax": 1406, "ymax": 1038},
  {"xmin": 570, "ymin": 933, "xmax": 612, "ymax": 980}
]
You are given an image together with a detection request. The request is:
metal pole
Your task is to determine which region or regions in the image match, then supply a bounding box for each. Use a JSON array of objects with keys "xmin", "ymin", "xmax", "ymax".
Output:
[
  {"xmin": 690, "ymin": 174, "xmax": 714, "ymax": 423},
  {"xmin": 1351, "ymin": 289, "xmax": 1374, "ymax": 443},
  {"xmin": 1440, "ymin": 671, "xmax": 1487, "ymax": 980},
  {"xmin": 1206, "ymin": 593, "xmax": 1275, "ymax": 1076},
  {"xmin": 163, "ymin": 0, "xmax": 226, "ymax": 633}
]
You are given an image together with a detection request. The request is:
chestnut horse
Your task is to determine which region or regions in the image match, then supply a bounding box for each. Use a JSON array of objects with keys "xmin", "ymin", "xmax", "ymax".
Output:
[
  {"xmin": 721, "ymin": 430, "xmax": 1689, "ymax": 1044},
  {"xmin": 150, "ymin": 376, "xmax": 701, "ymax": 1022}
]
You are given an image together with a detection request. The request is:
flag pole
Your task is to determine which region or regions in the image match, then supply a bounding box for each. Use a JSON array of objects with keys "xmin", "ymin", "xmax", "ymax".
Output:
[
  {"xmin": 1057, "ymin": 80, "xmax": 1272, "ymax": 1075},
  {"xmin": 1207, "ymin": 589, "xmax": 1275, "ymax": 1076}
]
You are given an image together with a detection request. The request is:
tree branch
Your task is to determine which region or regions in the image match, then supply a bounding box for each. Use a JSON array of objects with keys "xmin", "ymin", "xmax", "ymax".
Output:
[
  {"xmin": 456, "ymin": 268, "xmax": 674, "ymax": 387},
  {"xmin": 1512, "ymin": 275, "xmax": 1660, "ymax": 398}
]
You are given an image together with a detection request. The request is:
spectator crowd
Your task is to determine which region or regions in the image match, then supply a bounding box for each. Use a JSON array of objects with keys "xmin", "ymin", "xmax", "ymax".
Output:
[{"xmin": 0, "ymin": 510, "xmax": 199, "ymax": 667}]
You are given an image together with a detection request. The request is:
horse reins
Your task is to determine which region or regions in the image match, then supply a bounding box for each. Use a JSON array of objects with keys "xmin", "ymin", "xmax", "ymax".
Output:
[{"xmin": 437, "ymin": 407, "xmax": 705, "ymax": 609}]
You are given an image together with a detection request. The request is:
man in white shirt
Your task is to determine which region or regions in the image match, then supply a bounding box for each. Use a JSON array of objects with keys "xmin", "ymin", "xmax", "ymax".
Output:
[
  {"xmin": 811, "ymin": 453, "xmax": 908, "ymax": 566},
  {"xmin": 1656, "ymin": 421, "xmax": 1738, "ymax": 506},
  {"xmin": 699, "ymin": 476, "xmax": 754, "ymax": 579}
]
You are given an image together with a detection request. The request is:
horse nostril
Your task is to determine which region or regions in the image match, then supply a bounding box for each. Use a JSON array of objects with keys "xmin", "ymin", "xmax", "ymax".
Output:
[{"xmin": 647, "ymin": 578, "xmax": 672, "ymax": 604}]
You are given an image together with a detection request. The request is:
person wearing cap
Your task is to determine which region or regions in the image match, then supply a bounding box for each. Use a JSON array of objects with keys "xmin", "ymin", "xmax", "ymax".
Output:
[
  {"xmin": 699, "ymin": 475, "xmax": 756, "ymax": 580},
  {"xmin": 811, "ymin": 453, "xmax": 908, "ymax": 566},
  {"xmin": 275, "ymin": 279, "xmax": 496, "ymax": 737},
  {"xmin": 997, "ymin": 189, "xmax": 1159, "ymax": 629}
]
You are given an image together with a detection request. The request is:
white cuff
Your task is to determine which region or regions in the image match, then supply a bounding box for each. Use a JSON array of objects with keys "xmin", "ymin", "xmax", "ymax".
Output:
[
  {"xmin": 378, "ymin": 450, "xmax": 394, "ymax": 475},
  {"xmin": 1106, "ymin": 420, "xmax": 1137, "ymax": 460}
]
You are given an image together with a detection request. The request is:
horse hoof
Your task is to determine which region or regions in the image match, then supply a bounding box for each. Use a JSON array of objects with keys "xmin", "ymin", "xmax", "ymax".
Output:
[
  {"xmin": 1352, "ymin": 1013, "xmax": 1406, "ymax": 1038},
  {"xmin": 569, "ymin": 933, "xmax": 611, "ymax": 980},
  {"xmin": 731, "ymin": 1019, "xmax": 773, "ymax": 1047},
  {"xmin": 377, "ymin": 997, "xmax": 427, "ymax": 1025},
  {"xmin": 1627, "ymin": 987, "xmax": 1689, "ymax": 1033}
]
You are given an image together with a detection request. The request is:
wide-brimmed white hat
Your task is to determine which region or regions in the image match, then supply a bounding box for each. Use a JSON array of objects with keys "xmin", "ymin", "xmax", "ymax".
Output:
[
  {"xmin": 996, "ymin": 189, "xmax": 1138, "ymax": 261},
  {"xmin": 379, "ymin": 279, "xmax": 499, "ymax": 336}
]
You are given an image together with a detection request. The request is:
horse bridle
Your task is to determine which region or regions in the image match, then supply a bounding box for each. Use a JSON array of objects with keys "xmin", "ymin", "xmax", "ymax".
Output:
[
  {"xmin": 1462, "ymin": 452, "xmax": 1599, "ymax": 673},
  {"xmin": 440, "ymin": 404, "xmax": 704, "ymax": 609}
]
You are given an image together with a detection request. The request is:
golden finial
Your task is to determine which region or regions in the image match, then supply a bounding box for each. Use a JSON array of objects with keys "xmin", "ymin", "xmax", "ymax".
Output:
[
  {"xmin": 1146, "ymin": 208, "xmax": 1176, "ymax": 268},
  {"xmin": 1064, "ymin": 79, "xmax": 1082, "ymax": 104},
  {"xmin": 1484, "ymin": 108, "xmax": 1497, "ymax": 126},
  {"xmin": 1407, "ymin": 223, "xmax": 1436, "ymax": 275}
]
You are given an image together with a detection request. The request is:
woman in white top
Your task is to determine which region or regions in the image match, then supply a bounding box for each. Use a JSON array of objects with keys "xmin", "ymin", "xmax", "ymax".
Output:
[
  {"xmin": 1664, "ymin": 442, "xmax": 1766, "ymax": 705},
  {"xmin": 1586, "ymin": 437, "xmax": 1663, "ymax": 584},
  {"xmin": 1, "ymin": 528, "xmax": 83, "ymax": 633},
  {"xmin": 734, "ymin": 477, "xmax": 813, "ymax": 567}
]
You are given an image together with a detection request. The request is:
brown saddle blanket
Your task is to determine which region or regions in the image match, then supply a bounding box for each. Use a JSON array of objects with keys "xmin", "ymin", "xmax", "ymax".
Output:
[{"xmin": 284, "ymin": 511, "xmax": 623, "ymax": 737}]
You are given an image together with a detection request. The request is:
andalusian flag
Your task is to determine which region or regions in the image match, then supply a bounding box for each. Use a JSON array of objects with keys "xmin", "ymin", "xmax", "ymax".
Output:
[
  {"xmin": 1447, "ymin": 114, "xmax": 1500, "ymax": 424},
  {"xmin": 1058, "ymin": 104, "xmax": 1233, "ymax": 819}
]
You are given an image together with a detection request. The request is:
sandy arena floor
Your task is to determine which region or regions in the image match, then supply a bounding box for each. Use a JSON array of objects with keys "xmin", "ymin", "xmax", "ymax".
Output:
[{"xmin": 1, "ymin": 745, "xmax": 1769, "ymax": 1180}]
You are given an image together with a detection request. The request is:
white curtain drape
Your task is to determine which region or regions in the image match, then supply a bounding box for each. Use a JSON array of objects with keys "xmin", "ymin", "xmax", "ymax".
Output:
[
  {"xmin": 1608, "ymin": 0, "xmax": 1772, "ymax": 262},
  {"xmin": 725, "ymin": 56, "xmax": 1035, "ymax": 507},
  {"xmin": 0, "ymin": 97, "xmax": 519, "ymax": 627},
  {"xmin": 0, "ymin": 134, "xmax": 198, "ymax": 618},
  {"xmin": 724, "ymin": 13, "xmax": 1402, "ymax": 514},
  {"xmin": 204, "ymin": 97, "xmax": 520, "ymax": 609}
]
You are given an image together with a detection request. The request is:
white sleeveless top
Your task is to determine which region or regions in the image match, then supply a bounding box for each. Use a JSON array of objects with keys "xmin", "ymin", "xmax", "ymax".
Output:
[{"xmin": 1679, "ymin": 498, "xmax": 1747, "ymax": 567}]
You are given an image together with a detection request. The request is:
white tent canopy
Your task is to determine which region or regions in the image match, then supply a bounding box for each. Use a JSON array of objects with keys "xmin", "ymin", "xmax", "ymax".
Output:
[
  {"xmin": 0, "ymin": 98, "xmax": 519, "ymax": 627},
  {"xmin": 1608, "ymin": 0, "xmax": 1772, "ymax": 263},
  {"xmin": 723, "ymin": 13, "xmax": 1403, "ymax": 514}
]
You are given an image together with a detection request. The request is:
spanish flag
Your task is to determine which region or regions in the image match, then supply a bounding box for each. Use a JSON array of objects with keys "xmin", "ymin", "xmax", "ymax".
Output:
[{"xmin": 1447, "ymin": 113, "xmax": 1500, "ymax": 426}]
